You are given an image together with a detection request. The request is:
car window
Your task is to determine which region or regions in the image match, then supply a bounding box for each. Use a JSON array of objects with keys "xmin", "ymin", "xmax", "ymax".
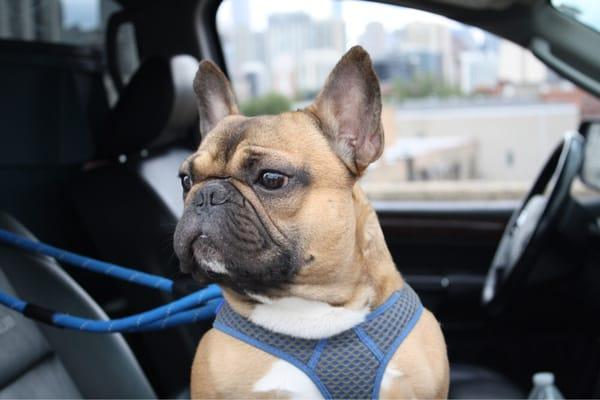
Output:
[
  {"xmin": 551, "ymin": 0, "xmax": 600, "ymax": 33},
  {"xmin": 1, "ymin": 0, "xmax": 114, "ymax": 47},
  {"xmin": 0, "ymin": 0, "xmax": 139, "ymax": 98},
  {"xmin": 216, "ymin": 0, "xmax": 598, "ymax": 202}
]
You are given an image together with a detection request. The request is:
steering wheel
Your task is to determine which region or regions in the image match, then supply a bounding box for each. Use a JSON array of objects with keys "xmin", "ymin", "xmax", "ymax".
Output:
[{"xmin": 482, "ymin": 132, "xmax": 585, "ymax": 311}]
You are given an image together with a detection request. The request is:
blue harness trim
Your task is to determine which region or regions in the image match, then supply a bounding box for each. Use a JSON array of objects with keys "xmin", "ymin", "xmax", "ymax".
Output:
[
  {"xmin": 307, "ymin": 338, "xmax": 328, "ymax": 369},
  {"xmin": 214, "ymin": 285, "xmax": 423, "ymax": 399},
  {"xmin": 372, "ymin": 304, "xmax": 423, "ymax": 399},
  {"xmin": 214, "ymin": 321, "xmax": 334, "ymax": 398},
  {"xmin": 354, "ymin": 326, "xmax": 385, "ymax": 361}
]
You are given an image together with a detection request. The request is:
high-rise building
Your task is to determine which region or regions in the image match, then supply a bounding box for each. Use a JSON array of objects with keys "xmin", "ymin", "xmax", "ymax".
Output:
[
  {"xmin": 498, "ymin": 40, "xmax": 547, "ymax": 84},
  {"xmin": 225, "ymin": 0, "xmax": 269, "ymax": 100},
  {"xmin": 35, "ymin": 0, "xmax": 62, "ymax": 43},
  {"xmin": 266, "ymin": 12, "xmax": 312, "ymax": 63},
  {"xmin": 297, "ymin": 48, "xmax": 340, "ymax": 94},
  {"xmin": 313, "ymin": 19, "xmax": 345, "ymax": 53},
  {"xmin": 262, "ymin": 11, "xmax": 346, "ymax": 97},
  {"xmin": 0, "ymin": 0, "xmax": 12, "ymax": 38},
  {"xmin": 0, "ymin": 0, "xmax": 35, "ymax": 40},
  {"xmin": 0, "ymin": 0, "xmax": 63, "ymax": 42},
  {"xmin": 401, "ymin": 22, "xmax": 456, "ymax": 85},
  {"xmin": 459, "ymin": 51, "xmax": 498, "ymax": 93},
  {"xmin": 358, "ymin": 22, "xmax": 387, "ymax": 60}
]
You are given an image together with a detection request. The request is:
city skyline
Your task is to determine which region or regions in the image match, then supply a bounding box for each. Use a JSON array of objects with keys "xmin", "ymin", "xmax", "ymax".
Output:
[
  {"xmin": 0, "ymin": 0, "xmax": 117, "ymax": 44},
  {"xmin": 218, "ymin": 0, "xmax": 552, "ymax": 103},
  {"xmin": 216, "ymin": 0, "xmax": 589, "ymax": 189},
  {"xmin": 217, "ymin": 0, "xmax": 465, "ymax": 49}
]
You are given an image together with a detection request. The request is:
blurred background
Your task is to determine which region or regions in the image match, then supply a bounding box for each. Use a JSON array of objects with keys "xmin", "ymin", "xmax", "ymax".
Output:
[
  {"xmin": 215, "ymin": 0, "xmax": 600, "ymax": 201},
  {"xmin": 0, "ymin": 0, "xmax": 598, "ymax": 202}
]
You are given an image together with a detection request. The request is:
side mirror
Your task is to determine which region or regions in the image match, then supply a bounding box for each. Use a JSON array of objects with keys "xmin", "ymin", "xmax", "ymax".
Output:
[{"xmin": 581, "ymin": 121, "xmax": 600, "ymax": 191}]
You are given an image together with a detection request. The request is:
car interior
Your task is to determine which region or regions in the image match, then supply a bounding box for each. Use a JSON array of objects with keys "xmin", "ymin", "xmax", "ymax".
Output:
[{"xmin": 0, "ymin": 0, "xmax": 599, "ymax": 398}]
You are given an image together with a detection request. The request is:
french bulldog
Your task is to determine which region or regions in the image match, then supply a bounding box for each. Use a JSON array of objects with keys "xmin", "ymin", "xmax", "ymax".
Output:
[{"xmin": 174, "ymin": 46, "xmax": 449, "ymax": 399}]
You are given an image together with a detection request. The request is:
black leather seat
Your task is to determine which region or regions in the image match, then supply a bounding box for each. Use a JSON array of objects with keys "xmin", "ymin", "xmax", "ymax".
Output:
[
  {"xmin": 450, "ymin": 363, "xmax": 524, "ymax": 398},
  {"xmin": 0, "ymin": 211, "xmax": 155, "ymax": 398},
  {"xmin": 69, "ymin": 54, "xmax": 200, "ymax": 396},
  {"xmin": 0, "ymin": 41, "xmax": 107, "ymax": 249}
]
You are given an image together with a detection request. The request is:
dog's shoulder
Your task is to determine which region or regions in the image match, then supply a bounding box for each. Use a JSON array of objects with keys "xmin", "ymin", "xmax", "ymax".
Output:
[
  {"xmin": 378, "ymin": 308, "xmax": 449, "ymax": 399},
  {"xmin": 192, "ymin": 328, "xmax": 309, "ymax": 399},
  {"xmin": 190, "ymin": 329, "xmax": 220, "ymax": 398}
]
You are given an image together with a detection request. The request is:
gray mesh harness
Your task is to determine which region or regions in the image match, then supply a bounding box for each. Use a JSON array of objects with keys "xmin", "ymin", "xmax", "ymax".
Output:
[{"xmin": 213, "ymin": 284, "xmax": 423, "ymax": 399}]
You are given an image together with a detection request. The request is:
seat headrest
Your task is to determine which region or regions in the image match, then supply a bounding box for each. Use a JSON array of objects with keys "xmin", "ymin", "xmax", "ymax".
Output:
[{"xmin": 97, "ymin": 55, "xmax": 198, "ymax": 158}]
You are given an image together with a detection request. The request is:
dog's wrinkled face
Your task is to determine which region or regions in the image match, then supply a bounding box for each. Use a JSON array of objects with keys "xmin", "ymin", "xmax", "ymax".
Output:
[
  {"xmin": 173, "ymin": 113, "xmax": 344, "ymax": 294},
  {"xmin": 174, "ymin": 46, "xmax": 384, "ymax": 297}
]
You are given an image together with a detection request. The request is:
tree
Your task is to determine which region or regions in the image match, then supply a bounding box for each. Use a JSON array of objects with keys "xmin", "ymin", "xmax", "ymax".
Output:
[
  {"xmin": 392, "ymin": 74, "xmax": 461, "ymax": 101},
  {"xmin": 240, "ymin": 92, "xmax": 292, "ymax": 116}
]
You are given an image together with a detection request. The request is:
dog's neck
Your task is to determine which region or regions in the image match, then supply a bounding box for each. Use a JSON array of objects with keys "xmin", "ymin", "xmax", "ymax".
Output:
[{"xmin": 222, "ymin": 185, "xmax": 403, "ymax": 339}]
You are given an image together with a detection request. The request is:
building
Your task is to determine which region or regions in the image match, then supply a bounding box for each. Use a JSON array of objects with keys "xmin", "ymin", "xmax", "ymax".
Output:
[
  {"xmin": 459, "ymin": 51, "xmax": 498, "ymax": 93},
  {"xmin": 266, "ymin": 12, "xmax": 313, "ymax": 65},
  {"xmin": 392, "ymin": 100, "xmax": 578, "ymax": 181},
  {"xmin": 313, "ymin": 19, "xmax": 346, "ymax": 53},
  {"xmin": 0, "ymin": 0, "xmax": 35, "ymax": 40},
  {"xmin": 239, "ymin": 61, "xmax": 269, "ymax": 99},
  {"xmin": 36, "ymin": 0, "xmax": 62, "ymax": 42},
  {"xmin": 541, "ymin": 84, "xmax": 600, "ymax": 119},
  {"xmin": 230, "ymin": 10, "xmax": 347, "ymax": 99},
  {"xmin": 362, "ymin": 99, "xmax": 578, "ymax": 200},
  {"xmin": 498, "ymin": 40, "xmax": 547, "ymax": 85},
  {"xmin": 368, "ymin": 136, "xmax": 477, "ymax": 182},
  {"xmin": 400, "ymin": 22, "xmax": 456, "ymax": 85},
  {"xmin": 358, "ymin": 22, "xmax": 387, "ymax": 61},
  {"xmin": 0, "ymin": 0, "xmax": 62, "ymax": 42},
  {"xmin": 297, "ymin": 48, "xmax": 340, "ymax": 94},
  {"xmin": 374, "ymin": 52, "xmax": 443, "ymax": 84}
]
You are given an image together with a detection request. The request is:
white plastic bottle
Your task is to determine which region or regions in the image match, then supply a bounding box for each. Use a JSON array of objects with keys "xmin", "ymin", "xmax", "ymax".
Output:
[{"xmin": 528, "ymin": 372, "xmax": 564, "ymax": 399}]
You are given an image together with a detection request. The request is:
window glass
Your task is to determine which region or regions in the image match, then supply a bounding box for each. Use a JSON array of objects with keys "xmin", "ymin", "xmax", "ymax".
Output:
[
  {"xmin": 0, "ymin": 0, "xmax": 140, "ymax": 102},
  {"xmin": 217, "ymin": 0, "xmax": 597, "ymax": 201},
  {"xmin": 551, "ymin": 0, "xmax": 600, "ymax": 33},
  {"xmin": 0, "ymin": 0, "xmax": 119, "ymax": 48},
  {"xmin": 115, "ymin": 22, "xmax": 139, "ymax": 84}
]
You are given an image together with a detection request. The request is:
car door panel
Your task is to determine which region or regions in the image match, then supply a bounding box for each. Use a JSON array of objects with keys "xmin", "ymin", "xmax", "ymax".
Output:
[{"xmin": 376, "ymin": 203, "xmax": 514, "ymax": 323}]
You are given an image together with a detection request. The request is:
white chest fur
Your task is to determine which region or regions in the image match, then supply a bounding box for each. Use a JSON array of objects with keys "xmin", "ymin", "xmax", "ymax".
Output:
[
  {"xmin": 253, "ymin": 360, "xmax": 322, "ymax": 399},
  {"xmin": 245, "ymin": 295, "xmax": 406, "ymax": 398},
  {"xmin": 247, "ymin": 295, "xmax": 369, "ymax": 339},
  {"xmin": 252, "ymin": 358, "xmax": 404, "ymax": 399}
]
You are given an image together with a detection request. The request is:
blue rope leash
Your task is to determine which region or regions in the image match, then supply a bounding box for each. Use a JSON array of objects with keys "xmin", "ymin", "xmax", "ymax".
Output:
[
  {"xmin": 0, "ymin": 228, "xmax": 223, "ymax": 333},
  {"xmin": 0, "ymin": 228, "xmax": 174, "ymax": 293}
]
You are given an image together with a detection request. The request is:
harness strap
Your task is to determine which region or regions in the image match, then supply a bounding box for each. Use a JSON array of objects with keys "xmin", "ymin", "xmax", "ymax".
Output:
[{"xmin": 214, "ymin": 285, "xmax": 423, "ymax": 400}]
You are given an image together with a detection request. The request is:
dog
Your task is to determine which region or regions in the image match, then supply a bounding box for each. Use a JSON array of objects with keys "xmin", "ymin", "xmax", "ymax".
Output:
[{"xmin": 174, "ymin": 46, "xmax": 449, "ymax": 399}]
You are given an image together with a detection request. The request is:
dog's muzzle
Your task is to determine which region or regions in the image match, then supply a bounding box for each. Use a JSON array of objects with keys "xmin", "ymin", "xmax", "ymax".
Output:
[{"xmin": 173, "ymin": 179, "xmax": 299, "ymax": 294}]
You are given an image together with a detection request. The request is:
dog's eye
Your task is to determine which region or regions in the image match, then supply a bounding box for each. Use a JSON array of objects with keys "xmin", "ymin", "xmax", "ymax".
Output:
[
  {"xmin": 180, "ymin": 174, "xmax": 192, "ymax": 191},
  {"xmin": 257, "ymin": 171, "xmax": 288, "ymax": 190}
]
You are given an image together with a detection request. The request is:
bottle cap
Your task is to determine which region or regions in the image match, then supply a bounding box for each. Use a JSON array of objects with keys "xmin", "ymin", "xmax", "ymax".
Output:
[{"xmin": 533, "ymin": 372, "xmax": 555, "ymax": 386}]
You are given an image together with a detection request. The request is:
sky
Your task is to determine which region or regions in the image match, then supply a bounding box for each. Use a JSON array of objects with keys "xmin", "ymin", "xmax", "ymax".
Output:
[{"xmin": 216, "ymin": 0, "xmax": 461, "ymax": 45}]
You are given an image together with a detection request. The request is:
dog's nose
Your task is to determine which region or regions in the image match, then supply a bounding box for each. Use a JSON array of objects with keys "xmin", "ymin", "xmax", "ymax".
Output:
[{"xmin": 194, "ymin": 180, "xmax": 232, "ymax": 212}]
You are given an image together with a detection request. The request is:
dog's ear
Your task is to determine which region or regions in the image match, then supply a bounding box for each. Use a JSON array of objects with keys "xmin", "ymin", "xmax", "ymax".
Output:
[
  {"xmin": 307, "ymin": 46, "xmax": 384, "ymax": 176},
  {"xmin": 193, "ymin": 60, "xmax": 239, "ymax": 137}
]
